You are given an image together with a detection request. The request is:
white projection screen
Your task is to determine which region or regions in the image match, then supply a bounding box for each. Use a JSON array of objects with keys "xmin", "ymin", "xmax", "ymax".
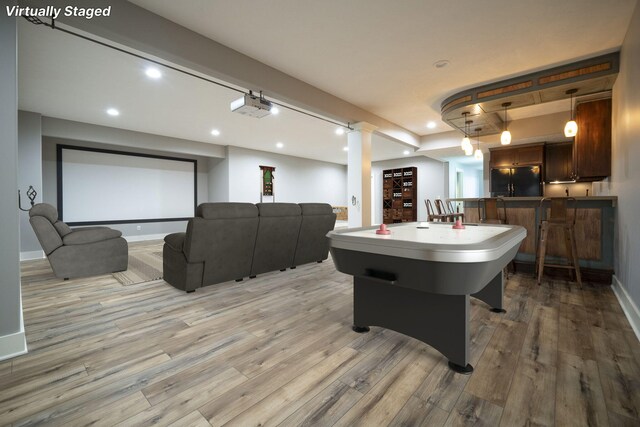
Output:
[{"xmin": 58, "ymin": 146, "xmax": 196, "ymax": 225}]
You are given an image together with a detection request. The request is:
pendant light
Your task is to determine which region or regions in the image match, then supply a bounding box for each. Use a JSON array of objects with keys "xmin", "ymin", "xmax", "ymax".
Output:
[
  {"xmin": 474, "ymin": 127, "xmax": 483, "ymax": 160},
  {"xmin": 463, "ymin": 118, "xmax": 474, "ymax": 155},
  {"xmin": 460, "ymin": 112, "xmax": 473, "ymax": 153},
  {"xmin": 500, "ymin": 102, "xmax": 512, "ymax": 145},
  {"xmin": 564, "ymin": 89, "xmax": 578, "ymax": 137}
]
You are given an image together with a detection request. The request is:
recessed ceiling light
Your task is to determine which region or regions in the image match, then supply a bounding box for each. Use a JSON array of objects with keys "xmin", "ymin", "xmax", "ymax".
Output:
[
  {"xmin": 433, "ymin": 59, "xmax": 450, "ymax": 69},
  {"xmin": 211, "ymin": 129, "xmax": 220, "ymax": 136},
  {"xmin": 145, "ymin": 67, "xmax": 162, "ymax": 79},
  {"xmin": 276, "ymin": 142, "xmax": 284, "ymax": 148},
  {"xmin": 271, "ymin": 106, "xmax": 280, "ymax": 115},
  {"xmin": 427, "ymin": 121, "xmax": 437, "ymax": 129},
  {"xmin": 403, "ymin": 150, "xmax": 411, "ymax": 155},
  {"xmin": 106, "ymin": 108, "xmax": 119, "ymax": 116},
  {"xmin": 335, "ymin": 127, "xmax": 345, "ymax": 135},
  {"xmin": 343, "ymin": 146, "xmax": 349, "ymax": 151}
]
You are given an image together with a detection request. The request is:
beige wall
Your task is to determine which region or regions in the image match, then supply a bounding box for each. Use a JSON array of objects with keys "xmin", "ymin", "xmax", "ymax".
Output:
[{"xmin": 612, "ymin": 1, "xmax": 640, "ymax": 315}]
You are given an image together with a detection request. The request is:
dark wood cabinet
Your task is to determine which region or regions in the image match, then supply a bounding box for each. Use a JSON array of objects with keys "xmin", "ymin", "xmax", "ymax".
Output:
[
  {"xmin": 574, "ymin": 98, "xmax": 611, "ymax": 181},
  {"xmin": 516, "ymin": 145, "xmax": 544, "ymax": 165},
  {"xmin": 489, "ymin": 149, "xmax": 515, "ymax": 168},
  {"xmin": 545, "ymin": 142, "xmax": 573, "ymax": 182},
  {"xmin": 382, "ymin": 167, "xmax": 417, "ymax": 224},
  {"xmin": 489, "ymin": 144, "xmax": 544, "ymax": 168}
]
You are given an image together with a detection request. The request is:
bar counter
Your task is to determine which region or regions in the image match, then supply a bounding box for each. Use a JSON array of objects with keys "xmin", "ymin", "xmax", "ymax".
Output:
[{"xmin": 449, "ymin": 197, "xmax": 617, "ymax": 281}]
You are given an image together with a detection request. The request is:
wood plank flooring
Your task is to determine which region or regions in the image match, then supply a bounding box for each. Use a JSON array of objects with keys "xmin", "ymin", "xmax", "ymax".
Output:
[{"xmin": 2, "ymin": 240, "xmax": 639, "ymax": 426}]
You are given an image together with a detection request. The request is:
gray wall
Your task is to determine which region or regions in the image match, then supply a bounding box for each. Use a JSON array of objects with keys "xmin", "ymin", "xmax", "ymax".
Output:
[
  {"xmin": 218, "ymin": 146, "xmax": 347, "ymax": 205},
  {"xmin": 18, "ymin": 111, "xmax": 43, "ymax": 256},
  {"xmin": 612, "ymin": 2, "xmax": 640, "ymax": 316},
  {"xmin": 0, "ymin": 13, "xmax": 25, "ymax": 358},
  {"xmin": 42, "ymin": 117, "xmax": 225, "ymax": 159},
  {"xmin": 208, "ymin": 150, "xmax": 230, "ymax": 202},
  {"xmin": 42, "ymin": 137, "xmax": 210, "ymax": 239}
]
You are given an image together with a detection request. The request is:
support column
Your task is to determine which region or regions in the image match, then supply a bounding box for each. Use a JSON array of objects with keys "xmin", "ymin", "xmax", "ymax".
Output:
[
  {"xmin": 347, "ymin": 122, "xmax": 377, "ymax": 228},
  {"xmin": 0, "ymin": 11, "xmax": 27, "ymax": 360}
]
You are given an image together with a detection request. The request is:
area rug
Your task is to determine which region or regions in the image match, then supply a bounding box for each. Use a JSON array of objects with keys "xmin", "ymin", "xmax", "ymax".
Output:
[{"xmin": 112, "ymin": 250, "xmax": 163, "ymax": 285}]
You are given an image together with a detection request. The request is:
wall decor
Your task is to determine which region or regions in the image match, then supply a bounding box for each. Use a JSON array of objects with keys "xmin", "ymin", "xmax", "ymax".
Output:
[{"xmin": 260, "ymin": 165, "xmax": 276, "ymax": 201}]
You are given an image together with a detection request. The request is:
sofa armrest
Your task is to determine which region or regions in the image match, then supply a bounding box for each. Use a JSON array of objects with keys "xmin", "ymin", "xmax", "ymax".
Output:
[
  {"xmin": 164, "ymin": 232, "xmax": 186, "ymax": 253},
  {"xmin": 63, "ymin": 228, "xmax": 123, "ymax": 245},
  {"xmin": 70, "ymin": 226, "xmax": 110, "ymax": 232}
]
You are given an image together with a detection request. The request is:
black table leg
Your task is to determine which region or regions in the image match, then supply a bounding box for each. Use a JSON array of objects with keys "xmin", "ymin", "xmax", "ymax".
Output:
[
  {"xmin": 353, "ymin": 275, "xmax": 471, "ymax": 373},
  {"xmin": 473, "ymin": 271, "xmax": 506, "ymax": 313}
]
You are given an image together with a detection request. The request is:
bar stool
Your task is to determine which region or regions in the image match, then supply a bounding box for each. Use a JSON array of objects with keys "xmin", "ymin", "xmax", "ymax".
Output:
[
  {"xmin": 434, "ymin": 199, "xmax": 457, "ymax": 222},
  {"xmin": 477, "ymin": 198, "xmax": 507, "ymax": 224},
  {"xmin": 446, "ymin": 200, "xmax": 465, "ymax": 222},
  {"xmin": 535, "ymin": 197, "xmax": 582, "ymax": 286},
  {"xmin": 425, "ymin": 199, "xmax": 449, "ymax": 222}
]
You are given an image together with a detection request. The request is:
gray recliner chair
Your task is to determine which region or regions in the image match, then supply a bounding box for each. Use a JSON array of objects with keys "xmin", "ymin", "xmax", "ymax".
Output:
[{"xmin": 28, "ymin": 203, "xmax": 128, "ymax": 279}]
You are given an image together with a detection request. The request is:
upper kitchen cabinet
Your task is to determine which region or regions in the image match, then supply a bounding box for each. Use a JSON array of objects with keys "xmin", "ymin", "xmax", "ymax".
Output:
[
  {"xmin": 545, "ymin": 142, "xmax": 573, "ymax": 182},
  {"xmin": 574, "ymin": 98, "xmax": 611, "ymax": 181},
  {"xmin": 489, "ymin": 143, "xmax": 544, "ymax": 168}
]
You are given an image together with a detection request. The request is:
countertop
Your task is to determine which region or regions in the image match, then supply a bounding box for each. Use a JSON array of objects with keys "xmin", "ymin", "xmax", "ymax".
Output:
[
  {"xmin": 449, "ymin": 196, "xmax": 617, "ymax": 207},
  {"xmin": 448, "ymin": 196, "xmax": 617, "ymax": 202}
]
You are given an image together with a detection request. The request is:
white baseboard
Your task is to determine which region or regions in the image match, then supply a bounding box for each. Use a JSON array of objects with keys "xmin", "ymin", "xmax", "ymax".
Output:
[
  {"xmin": 0, "ymin": 331, "xmax": 27, "ymax": 362},
  {"xmin": 20, "ymin": 250, "xmax": 44, "ymax": 261},
  {"xmin": 611, "ymin": 275, "xmax": 640, "ymax": 342},
  {"xmin": 124, "ymin": 233, "xmax": 168, "ymax": 243},
  {"xmin": 0, "ymin": 280, "xmax": 28, "ymax": 362}
]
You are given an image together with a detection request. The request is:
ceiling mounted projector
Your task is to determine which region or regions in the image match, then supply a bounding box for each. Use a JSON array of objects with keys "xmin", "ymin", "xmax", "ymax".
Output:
[{"xmin": 230, "ymin": 91, "xmax": 273, "ymax": 118}]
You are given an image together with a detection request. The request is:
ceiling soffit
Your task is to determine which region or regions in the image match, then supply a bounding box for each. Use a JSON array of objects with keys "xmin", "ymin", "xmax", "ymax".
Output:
[{"xmin": 441, "ymin": 52, "xmax": 619, "ymax": 137}]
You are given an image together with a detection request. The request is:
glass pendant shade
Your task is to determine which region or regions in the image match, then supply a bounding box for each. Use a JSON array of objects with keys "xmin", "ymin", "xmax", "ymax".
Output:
[
  {"xmin": 564, "ymin": 89, "xmax": 578, "ymax": 137},
  {"xmin": 461, "ymin": 136, "xmax": 472, "ymax": 151},
  {"xmin": 501, "ymin": 130, "xmax": 512, "ymax": 145},
  {"xmin": 500, "ymin": 102, "xmax": 512, "ymax": 145},
  {"xmin": 464, "ymin": 145, "xmax": 473, "ymax": 156},
  {"xmin": 474, "ymin": 148, "xmax": 483, "ymax": 160},
  {"xmin": 564, "ymin": 120, "xmax": 578, "ymax": 137}
]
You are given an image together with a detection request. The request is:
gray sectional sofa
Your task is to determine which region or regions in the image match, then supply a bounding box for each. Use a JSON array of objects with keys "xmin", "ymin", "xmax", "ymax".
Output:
[{"xmin": 163, "ymin": 202, "xmax": 336, "ymax": 292}]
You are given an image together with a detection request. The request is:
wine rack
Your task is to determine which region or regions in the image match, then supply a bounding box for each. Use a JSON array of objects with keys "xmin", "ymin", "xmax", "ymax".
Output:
[{"xmin": 382, "ymin": 167, "xmax": 417, "ymax": 224}]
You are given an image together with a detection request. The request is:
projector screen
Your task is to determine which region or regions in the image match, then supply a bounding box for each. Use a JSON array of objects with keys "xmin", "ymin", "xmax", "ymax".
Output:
[{"xmin": 57, "ymin": 145, "xmax": 196, "ymax": 225}]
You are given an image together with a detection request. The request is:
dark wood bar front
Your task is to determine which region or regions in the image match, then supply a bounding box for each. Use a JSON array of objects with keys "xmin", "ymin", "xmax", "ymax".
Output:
[{"xmin": 449, "ymin": 197, "xmax": 616, "ymax": 282}]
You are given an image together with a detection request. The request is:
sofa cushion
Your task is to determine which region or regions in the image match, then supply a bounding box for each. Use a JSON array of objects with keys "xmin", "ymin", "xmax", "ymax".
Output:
[
  {"xmin": 251, "ymin": 203, "xmax": 302, "ymax": 276},
  {"xmin": 63, "ymin": 228, "xmax": 122, "ymax": 245},
  {"xmin": 256, "ymin": 203, "xmax": 301, "ymax": 217},
  {"xmin": 54, "ymin": 221, "xmax": 73, "ymax": 237},
  {"xmin": 29, "ymin": 203, "xmax": 59, "ymax": 223},
  {"xmin": 294, "ymin": 205, "xmax": 336, "ymax": 266},
  {"xmin": 164, "ymin": 232, "xmax": 186, "ymax": 252},
  {"xmin": 299, "ymin": 203, "xmax": 333, "ymax": 216},
  {"xmin": 197, "ymin": 203, "xmax": 258, "ymax": 219},
  {"xmin": 30, "ymin": 216, "xmax": 63, "ymax": 255}
]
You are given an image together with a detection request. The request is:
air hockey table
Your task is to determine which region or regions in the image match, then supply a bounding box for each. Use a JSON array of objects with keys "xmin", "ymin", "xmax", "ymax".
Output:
[{"xmin": 328, "ymin": 221, "xmax": 526, "ymax": 374}]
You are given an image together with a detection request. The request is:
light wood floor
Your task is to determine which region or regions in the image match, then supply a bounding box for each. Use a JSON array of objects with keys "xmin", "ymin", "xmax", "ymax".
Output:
[{"xmin": 2, "ymin": 241, "xmax": 640, "ymax": 426}]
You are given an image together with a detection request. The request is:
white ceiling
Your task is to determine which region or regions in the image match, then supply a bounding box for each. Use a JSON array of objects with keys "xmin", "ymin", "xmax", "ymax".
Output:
[
  {"xmin": 129, "ymin": 0, "xmax": 636, "ymax": 136},
  {"xmin": 17, "ymin": 0, "xmax": 637, "ymax": 166},
  {"xmin": 17, "ymin": 20, "xmax": 413, "ymax": 165}
]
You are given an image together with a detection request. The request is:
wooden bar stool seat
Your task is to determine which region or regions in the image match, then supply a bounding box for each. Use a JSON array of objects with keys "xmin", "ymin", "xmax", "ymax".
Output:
[{"xmin": 535, "ymin": 197, "xmax": 582, "ymax": 286}]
